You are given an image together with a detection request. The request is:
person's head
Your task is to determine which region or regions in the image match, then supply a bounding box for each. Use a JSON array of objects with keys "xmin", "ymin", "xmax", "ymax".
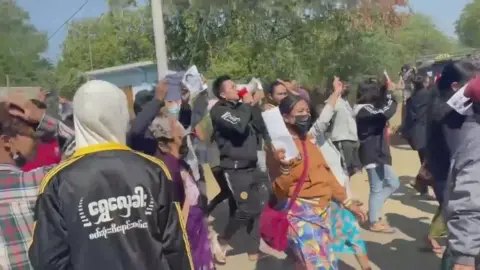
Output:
[
  {"xmin": 282, "ymin": 79, "xmax": 297, "ymax": 91},
  {"xmin": 0, "ymin": 103, "xmax": 38, "ymax": 166},
  {"xmin": 267, "ymin": 81, "xmax": 288, "ymax": 105},
  {"xmin": 412, "ymin": 74, "xmax": 430, "ymax": 92},
  {"xmin": 357, "ymin": 81, "xmax": 387, "ymax": 108},
  {"xmin": 149, "ymin": 116, "xmax": 188, "ymax": 158},
  {"xmin": 164, "ymin": 100, "xmax": 181, "ymax": 117},
  {"xmin": 73, "ymin": 80, "xmax": 129, "ymax": 149},
  {"xmin": 401, "ymin": 64, "xmax": 410, "ymax": 74},
  {"xmin": 133, "ymin": 90, "xmax": 154, "ymax": 115},
  {"xmin": 437, "ymin": 60, "xmax": 478, "ymax": 97},
  {"xmin": 278, "ymin": 95, "xmax": 311, "ymax": 138},
  {"xmin": 212, "ymin": 75, "xmax": 238, "ymax": 101}
]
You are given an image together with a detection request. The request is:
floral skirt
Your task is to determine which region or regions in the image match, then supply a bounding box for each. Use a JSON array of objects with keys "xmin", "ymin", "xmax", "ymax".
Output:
[
  {"xmin": 329, "ymin": 201, "xmax": 367, "ymax": 255},
  {"xmin": 286, "ymin": 199, "xmax": 337, "ymax": 270}
]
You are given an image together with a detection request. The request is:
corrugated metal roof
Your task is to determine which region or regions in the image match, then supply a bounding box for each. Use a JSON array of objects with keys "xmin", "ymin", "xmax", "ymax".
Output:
[{"xmin": 84, "ymin": 61, "xmax": 177, "ymax": 77}]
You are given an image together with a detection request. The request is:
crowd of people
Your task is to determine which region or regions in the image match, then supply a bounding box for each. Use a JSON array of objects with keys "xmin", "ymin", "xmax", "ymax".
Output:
[{"xmin": 1, "ymin": 58, "xmax": 480, "ymax": 270}]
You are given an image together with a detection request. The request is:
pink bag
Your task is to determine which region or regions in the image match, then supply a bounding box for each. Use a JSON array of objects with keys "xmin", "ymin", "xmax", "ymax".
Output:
[{"xmin": 260, "ymin": 140, "xmax": 309, "ymax": 251}]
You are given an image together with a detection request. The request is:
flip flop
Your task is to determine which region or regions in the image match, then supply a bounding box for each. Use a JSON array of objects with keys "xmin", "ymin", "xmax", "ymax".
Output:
[
  {"xmin": 248, "ymin": 252, "xmax": 269, "ymax": 262},
  {"xmin": 352, "ymin": 199, "xmax": 364, "ymax": 207},
  {"xmin": 210, "ymin": 234, "xmax": 227, "ymax": 264},
  {"xmin": 369, "ymin": 224, "xmax": 396, "ymax": 234}
]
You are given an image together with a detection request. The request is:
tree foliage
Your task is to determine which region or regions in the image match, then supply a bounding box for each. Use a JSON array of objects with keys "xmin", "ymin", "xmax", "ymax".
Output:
[
  {"xmin": 56, "ymin": 7, "xmax": 155, "ymax": 97},
  {"xmin": 456, "ymin": 0, "xmax": 480, "ymax": 48},
  {"xmin": 56, "ymin": 0, "xmax": 457, "ymax": 97},
  {"xmin": 0, "ymin": 0, "xmax": 53, "ymax": 88}
]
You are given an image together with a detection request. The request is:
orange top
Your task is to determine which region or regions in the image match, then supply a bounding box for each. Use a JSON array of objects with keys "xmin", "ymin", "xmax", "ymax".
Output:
[{"xmin": 266, "ymin": 135, "xmax": 347, "ymax": 208}]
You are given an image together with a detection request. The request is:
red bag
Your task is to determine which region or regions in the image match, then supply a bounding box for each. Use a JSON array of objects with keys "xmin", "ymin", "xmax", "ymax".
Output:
[{"xmin": 260, "ymin": 140, "xmax": 309, "ymax": 251}]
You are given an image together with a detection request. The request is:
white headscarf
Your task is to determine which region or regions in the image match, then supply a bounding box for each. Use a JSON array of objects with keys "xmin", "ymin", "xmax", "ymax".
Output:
[{"xmin": 73, "ymin": 80, "xmax": 129, "ymax": 149}]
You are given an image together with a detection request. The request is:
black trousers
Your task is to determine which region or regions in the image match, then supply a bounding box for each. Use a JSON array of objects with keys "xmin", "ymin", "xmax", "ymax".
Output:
[
  {"xmin": 206, "ymin": 166, "xmax": 237, "ymax": 216},
  {"xmin": 221, "ymin": 168, "xmax": 269, "ymax": 252},
  {"xmin": 418, "ymin": 148, "xmax": 427, "ymax": 164}
]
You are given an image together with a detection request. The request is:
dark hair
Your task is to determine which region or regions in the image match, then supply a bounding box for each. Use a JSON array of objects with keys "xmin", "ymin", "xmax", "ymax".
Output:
[
  {"xmin": 0, "ymin": 102, "xmax": 36, "ymax": 137},
  {"xmin": 278, "ymin": 94, "xmax": 303, "ymax": 115},
  {"xmin": 267, "ymin": 81, "xmax": 285, "ymax": 94},
  {"xmin": 357, "ymin": 82, "xmax": 387, "ymax": 108},
  {"xmin": 30, "ymin": 99, "xmax": 47, "ymax": 109},
  {"xmin": 437, "ymin": 60, "xmax": 477, "ymax": 93},
  {"xmin": 412, "ymin": 74, "xmax": 428, "ymax": 92},
  {"xmin": 212, "ymin": 75, "xmax": 232, "ymax": 99}
]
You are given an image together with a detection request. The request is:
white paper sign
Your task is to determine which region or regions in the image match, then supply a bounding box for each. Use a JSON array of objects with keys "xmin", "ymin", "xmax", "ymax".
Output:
[
  {"xmin": 182, "ymin": 65, "xmax": 205, "ymax": 97},
  {"xmin": 447, "ymin": 83, "xmax": 473, "ymax": 115},
  {"xmin": 261, "ymin": 107, "xmax": 299, "ymax": 161}
]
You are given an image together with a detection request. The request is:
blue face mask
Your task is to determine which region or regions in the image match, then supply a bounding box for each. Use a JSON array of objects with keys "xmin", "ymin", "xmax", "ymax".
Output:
[{"xmin": 168, "ymin": 103, "xmax": 180, "ymax": 116}]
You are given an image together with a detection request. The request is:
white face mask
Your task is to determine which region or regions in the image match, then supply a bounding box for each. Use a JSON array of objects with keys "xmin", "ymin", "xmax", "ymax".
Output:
[
  {"xmin": 168, "ymin": 103, "xmax": 181, "ymax": 116},
  {"xmin": 202, "ymin": 83, "xmax": 208, "ymax": 91}
]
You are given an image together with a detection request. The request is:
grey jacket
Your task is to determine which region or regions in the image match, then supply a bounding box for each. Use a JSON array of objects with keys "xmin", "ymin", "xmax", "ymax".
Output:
[
  {"xmin": 309, "ymin": 104, "xmax": 351, "ymax": 198},
  {"xmin": 444, "ymin": 116, "xmax": 480, "ymax": 267},
  {"xmin": 328, "ymin": 98, "xmax": 358, "ymax": 142}
]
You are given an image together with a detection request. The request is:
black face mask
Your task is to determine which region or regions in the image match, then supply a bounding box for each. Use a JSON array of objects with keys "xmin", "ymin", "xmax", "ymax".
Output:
[
  {"xmin": 178, "ymin": 136, "xmax": 189, "ymax": 159},
  {"xmin": 12, "ymin": 152, "xmax": 27, "ymax": 168},
  {"xmin": 292, "ymin": 115, "xmax": 311, "ymax": 137}
]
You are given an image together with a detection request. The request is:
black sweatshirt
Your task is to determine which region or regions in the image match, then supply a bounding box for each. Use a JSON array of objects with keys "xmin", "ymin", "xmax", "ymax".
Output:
[{"xmin": 356, "ymin": 93, "xmax": 398, "ymax": 166}]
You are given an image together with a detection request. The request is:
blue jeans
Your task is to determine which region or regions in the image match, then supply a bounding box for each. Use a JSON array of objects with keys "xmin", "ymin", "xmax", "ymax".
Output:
[{"xmin": 366, "ymin": 164, "xmax": 400, "ymax": 223}]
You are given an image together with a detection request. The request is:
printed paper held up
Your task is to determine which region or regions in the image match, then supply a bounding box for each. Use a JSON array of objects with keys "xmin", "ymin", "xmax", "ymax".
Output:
[
  {"xmin": 447, "ymin": 83, "xmax": 473, "ymax": 115},
  {"xmin": 261, "ymin": 107, "xmax": 299, "ymax": 161}
]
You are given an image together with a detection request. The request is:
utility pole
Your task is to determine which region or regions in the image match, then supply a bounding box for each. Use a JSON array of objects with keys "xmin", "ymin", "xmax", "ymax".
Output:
[
  {"xmin": 151, "ymin": 0, "xmax": 169, "ymax": 80},
  {"xmin": 88, "ymin": 26, "xmax": 94, "ymax": 71}
]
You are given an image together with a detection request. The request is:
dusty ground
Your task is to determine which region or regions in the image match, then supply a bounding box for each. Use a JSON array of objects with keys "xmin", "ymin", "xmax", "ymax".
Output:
[{"xmin": 203, "ymin": 108, "xmax": 443, "ymax": 270}]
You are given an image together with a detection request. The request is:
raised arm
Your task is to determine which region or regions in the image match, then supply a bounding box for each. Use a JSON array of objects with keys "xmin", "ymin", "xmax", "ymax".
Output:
[{"xmin": 309, "ymin": 76, "xmax": 343, "ymax": 137}]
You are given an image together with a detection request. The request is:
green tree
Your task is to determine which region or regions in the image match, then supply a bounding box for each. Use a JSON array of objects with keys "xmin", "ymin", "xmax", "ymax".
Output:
[
  {"xmin": 456, "ymin": 0, "xmax": 480, "ymax": 48},
  {"xmin": 56, "ymin": 7, "xmax": 155, "ymax": 97},
  {"xmin": 57, "ymin": 0, "xmax": 456, "ymax": 97},
  {"xmin": 0, "ymin": 0, "xmax": 52, "ymax": 87}
]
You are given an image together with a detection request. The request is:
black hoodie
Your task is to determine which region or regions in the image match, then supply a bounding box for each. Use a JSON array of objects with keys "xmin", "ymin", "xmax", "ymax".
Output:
[
  {"xmin": 425, "ymin": 88, "xmax": 466, "ymax": 203},
  {"xmin": 210, "ymin": 100, "xmax": 268, "ymax": 170}
]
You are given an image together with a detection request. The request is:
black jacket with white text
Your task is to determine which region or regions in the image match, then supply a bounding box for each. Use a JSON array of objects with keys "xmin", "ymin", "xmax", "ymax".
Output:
[
  {"xmin": 28, "ymin": 143, "xmax": 193, "ymax": 270},
  {"xmin": 210, "ymin": 100, "xmax": 268, "ymax": 170}
]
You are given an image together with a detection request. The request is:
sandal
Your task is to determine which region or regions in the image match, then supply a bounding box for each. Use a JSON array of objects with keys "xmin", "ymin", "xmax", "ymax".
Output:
[
  {"xmin": 352, "ymin": 199, "xmax": 364, "ymax": 207},
  {"xmin": 247, "ymin": 251, "xmax": 269, "ymax": 261},
  {"xmin": 210, "ymin": 234, "xmax": 227, "ymax": 264},
  {"xmin": 369, "ymin": 222, "xmax": 396, "ymax": 234}
]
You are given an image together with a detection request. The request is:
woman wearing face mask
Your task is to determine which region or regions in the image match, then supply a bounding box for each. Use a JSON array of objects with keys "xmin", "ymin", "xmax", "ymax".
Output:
[
  {"xmin": 266, "ymin": 95, "xmax": 366, "ymax": 270},
  {"xmin": 149, "ymin": 116, "xmax": 214, "ymax": 270}
]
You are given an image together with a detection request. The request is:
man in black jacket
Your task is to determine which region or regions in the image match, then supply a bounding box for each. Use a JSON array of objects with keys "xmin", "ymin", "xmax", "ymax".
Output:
[{"xmin": 210, "ymin": 75, "xmax": 269, "ymax": 262}]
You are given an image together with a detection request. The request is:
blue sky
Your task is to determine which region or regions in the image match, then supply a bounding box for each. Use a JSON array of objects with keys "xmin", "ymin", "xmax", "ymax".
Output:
[{"xmin": 17, "ymin": 0, "xmax": 472, "ymax": 62}]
